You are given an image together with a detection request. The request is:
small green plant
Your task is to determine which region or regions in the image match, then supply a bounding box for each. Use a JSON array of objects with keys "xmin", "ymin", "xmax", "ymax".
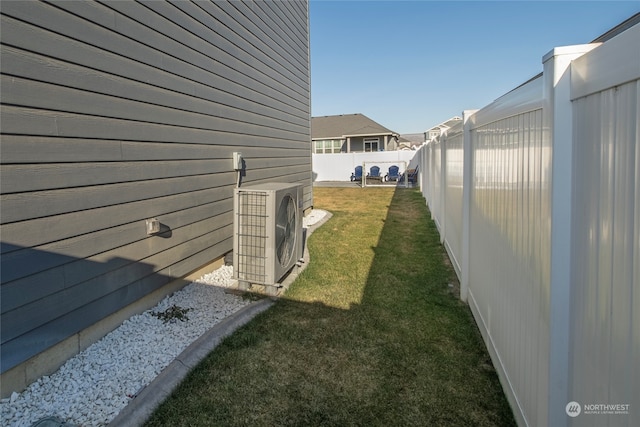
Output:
[{"xmin": 151, "ymin": 304, "xmax": 192, "ymax": 324}]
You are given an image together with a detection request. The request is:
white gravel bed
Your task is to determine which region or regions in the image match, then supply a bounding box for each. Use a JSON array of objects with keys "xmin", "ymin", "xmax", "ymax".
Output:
[
  {"xmin": 0, "ymin": 209, "xmax": 328, "ymax": 427},
  {"xmin": 303, "ymin": 208, "xmax": 327, "ymax": 228},
  {"xmin": 0, "ymin": 266, "xmax": 248, "ymax": 427}
]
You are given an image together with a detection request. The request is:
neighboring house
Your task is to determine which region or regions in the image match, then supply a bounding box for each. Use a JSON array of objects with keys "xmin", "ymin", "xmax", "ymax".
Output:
[
  {"xmin": 425, "ymin": 116, "xmax": 463, "ymax": 142},
  {"xmin": 398, "ymin": 133, "xmax": 426, "ymax": 150},
  {"xmin": 311, "ymin": 114, "xmax": 400, "ymax": 153},
  {"xmin": 0, "ymin": 0, "xmax": 311, "ymax": 396}
]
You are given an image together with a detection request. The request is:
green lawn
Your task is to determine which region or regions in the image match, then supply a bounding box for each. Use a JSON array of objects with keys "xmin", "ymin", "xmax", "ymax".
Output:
[{"xmin": 145, "ymin": 187, "xmax": 516, "ymax": 426}]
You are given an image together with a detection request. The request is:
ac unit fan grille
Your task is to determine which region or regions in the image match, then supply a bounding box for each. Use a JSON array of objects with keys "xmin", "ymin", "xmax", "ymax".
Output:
[
  {"xmin": 236, "ymin": 190, "xmax": 268, "ymax": 283},
  {"xmin": 276, "ymin": 194, "xmax": 296, "ymax": 268}
]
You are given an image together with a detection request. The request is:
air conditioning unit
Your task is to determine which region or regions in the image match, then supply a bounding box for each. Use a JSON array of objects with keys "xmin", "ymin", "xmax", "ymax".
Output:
[{"xmin": 233, "ymin": 182, "xmax": 303, "ymax": 292}]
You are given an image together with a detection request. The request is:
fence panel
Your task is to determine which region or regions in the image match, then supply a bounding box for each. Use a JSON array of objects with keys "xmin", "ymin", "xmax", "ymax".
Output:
[
  {"xmin": 419, "ymin": 142, "xmax": 432, "ymax": 207},
  {"xmin": 569, "ymin": 24, "xmax": 639, "ymax": 426},
  {"xmin": 442, "ymin": 121, "xmax": 464, "ymax": 275},
  {"xmin": 429, "ymin": 138, "xmax": 443, "ymax": 231},
  {"xmin": 467, "ymin": 79, "xmax": 548, "ymax": 425}
]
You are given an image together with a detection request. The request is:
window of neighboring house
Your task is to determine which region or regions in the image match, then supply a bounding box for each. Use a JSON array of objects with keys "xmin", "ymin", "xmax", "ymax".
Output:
[
  {"xmin": 364, "ymin": 137, "xmax": 380, "ymax": 152},
  {"xmin": 313, "ymin": 139, "xmax": 343, "ymax": 153}
]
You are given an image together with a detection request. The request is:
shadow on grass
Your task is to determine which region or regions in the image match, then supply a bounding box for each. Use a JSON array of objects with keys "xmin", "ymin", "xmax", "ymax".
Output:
[{"xmin": 145, "ymin": 187, "xmax": 516, "ymax": 427}]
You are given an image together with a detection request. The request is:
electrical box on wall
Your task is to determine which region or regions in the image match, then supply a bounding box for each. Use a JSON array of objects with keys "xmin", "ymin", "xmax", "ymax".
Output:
[
  {"xmin": 146, "ymin": 218, "xmax": 160, "ymax": 235},
  {"xmin": 233, "ymin": 152, "xmax": 243, "ymax": 171}
]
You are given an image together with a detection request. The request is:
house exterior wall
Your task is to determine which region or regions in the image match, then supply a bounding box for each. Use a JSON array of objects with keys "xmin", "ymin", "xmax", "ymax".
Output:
[
  {"xmin": 0, "ymin": 0, "xmax": 311, "ymax": 383},
  {"xmin": 344, "ymin": 135, "xmax": 395, "ymax": 152},
  {"xmin": 385, "ymin": 137, "xmax": 399, "ymax": 151},
  {"xmin": 348, "ymin": 136, "xmax": 366, "ymax": 152}
]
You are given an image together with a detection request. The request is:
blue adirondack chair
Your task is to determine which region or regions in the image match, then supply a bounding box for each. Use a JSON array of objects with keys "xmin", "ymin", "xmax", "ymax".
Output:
[
  {"xmin": 399, "ymin": 165, "xmax": 419, "ymax": 184},
  {"xmin": 350, "ymin": 165, "xmax": 363, "ymax": 181},
  {"xmin": 367, "ymin": 166, "xmax": 382, "ymax": 181},
  {"xmin": 384, "ymin": 165, "xmax": 400, "ymax": 182}
]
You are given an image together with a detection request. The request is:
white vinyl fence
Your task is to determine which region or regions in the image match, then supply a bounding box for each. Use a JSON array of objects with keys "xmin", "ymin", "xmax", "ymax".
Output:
[
  {"xmin": 418, "ymin": 24, "xmax": 639, "ymax": 427},
  {"xmin": 312, "ymin": 151, "xmax": 417, "ymax": 182},
  {"xmin": 421, "ymin": 120, "xmax": 464, "ymax": 277}
]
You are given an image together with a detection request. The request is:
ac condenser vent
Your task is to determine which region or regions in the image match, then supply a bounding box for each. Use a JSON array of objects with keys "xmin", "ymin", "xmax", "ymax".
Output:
[{"xmin": 233, "ymin": 183, "xmax": 303, "ymax": 291}]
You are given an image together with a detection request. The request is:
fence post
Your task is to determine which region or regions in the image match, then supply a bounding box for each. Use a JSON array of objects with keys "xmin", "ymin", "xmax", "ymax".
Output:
[{"xmin": 543, "ymin": 44, "xmax": 599, "ymax": 427}]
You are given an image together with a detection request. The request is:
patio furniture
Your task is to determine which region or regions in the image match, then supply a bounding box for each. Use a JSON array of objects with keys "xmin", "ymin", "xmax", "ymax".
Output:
[
  {"xmin": 384, "ymin": 165, "xmax": 400, "ymax": 182},
  {"xmin": 399, "ymin": 166, "xmax": 419, "ymax": 184},
  {"xmin": 350, "ymin": 165, "xmax": 363, "ymax": 182},
  {"xmin": 366, "ymin": 165, "xmax": 382, "ymax": 182}
]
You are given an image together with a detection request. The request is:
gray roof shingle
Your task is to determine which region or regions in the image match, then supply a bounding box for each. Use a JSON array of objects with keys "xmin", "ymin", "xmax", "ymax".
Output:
[{"xmin": 312, "ymin": 114, "xmax": 397, "ymax": 139}]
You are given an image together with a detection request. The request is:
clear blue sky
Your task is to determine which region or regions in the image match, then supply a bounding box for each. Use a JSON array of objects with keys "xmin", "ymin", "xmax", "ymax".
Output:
[{"xmin": 309, "ymin": 1, "xmax": 639, "ymax": 134}]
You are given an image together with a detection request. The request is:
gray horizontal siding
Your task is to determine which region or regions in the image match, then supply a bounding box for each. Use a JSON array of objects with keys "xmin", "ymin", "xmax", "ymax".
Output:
[
  {"xmin": 1, "ymin": 156, "xmax": 310, "ymax": 193},
  {"xmin": 2, "ymin": 233, "xmax": 233, "ymax": 371},
  {"xmin": 1, "ymin": 0, "xmax": 311, "ymax": 373},
  {"xmin": 0, "ymin": 135, "xmax": 311, "ymax": 164},
  {"xmin": 1, "ymin": 200, "xmax": 234, "ymax": 284},
  {"xmin": 1, "ymin": 104, "xmax": 307, "ymax": 148},
  {"xmin": 2, "ymin": 216, "xmax": 234, "ymax": 343},
  {"xmin": 1, "ymin": 74, "xmax": 308, "ymax": 139},
  {"xmin": 1, "ymin": 34, "xmax": 307, "ymax": 128},
  {"xmin": 1, "ymin": 164, "xmax": 309, "ymax": 223},
  {"xmin": 1, "ymin": 2, "xmax": 309, "ymax": 114},
  {"xmin": 1, "ymin": 185, "xmax": 231, "ymax": 249}
]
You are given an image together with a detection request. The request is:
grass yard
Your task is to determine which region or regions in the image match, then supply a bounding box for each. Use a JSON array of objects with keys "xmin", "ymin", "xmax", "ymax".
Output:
[{"xmin": 145, "ymin": 187, "xmax": 516, "ymax": 426}]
